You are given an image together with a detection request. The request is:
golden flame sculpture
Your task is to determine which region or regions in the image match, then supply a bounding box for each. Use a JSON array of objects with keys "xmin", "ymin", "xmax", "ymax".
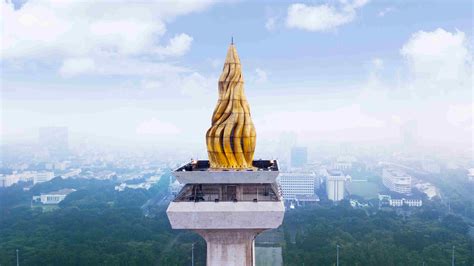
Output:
[{"xmin": 206, "ymin": 43, "xmax": 256, "ymax": 169}]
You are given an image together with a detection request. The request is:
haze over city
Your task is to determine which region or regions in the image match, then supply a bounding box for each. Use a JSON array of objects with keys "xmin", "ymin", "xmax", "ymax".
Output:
[{"xmin": 2, "ymin": 0, "xmax": 472, "ymax": 157}]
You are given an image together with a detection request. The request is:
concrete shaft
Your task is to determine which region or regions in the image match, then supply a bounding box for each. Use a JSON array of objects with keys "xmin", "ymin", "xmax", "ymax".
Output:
[{"xmin": 195, "ymin": 229, "xmax": 263, "ymax": 266}]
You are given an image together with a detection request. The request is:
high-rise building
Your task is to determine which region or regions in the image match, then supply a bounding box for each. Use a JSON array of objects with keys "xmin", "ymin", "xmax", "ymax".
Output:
[
  {"xmin": 382, "ymin": 168, "xmax": 412, "ymax": 194},
  {"xmin": 167, "ymin": 43, "xmax": 284, "ymax": 266},
  {"xmin": 34, "ymin": 172, "xmax": 55, "ymax": 184},
  {"xmin": 325, "ymin": 169, "xmax": 349, "ymax": 202},
  {"xmin": 290, "ymin": 146, "xmax": 307, "ymax": 168},
  {"xmin": 278, "ymin": 172, "xmax": 316, "ymax": 201},
  {"xmin": 38, "ymin": 127, "xmax": 69, "ymax": 157}
]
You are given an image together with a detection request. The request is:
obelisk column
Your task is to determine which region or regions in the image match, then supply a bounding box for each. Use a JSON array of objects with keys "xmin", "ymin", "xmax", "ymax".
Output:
[{"xmin": 195, "ymin": 229, "xmax": 262, "ymax": 266}]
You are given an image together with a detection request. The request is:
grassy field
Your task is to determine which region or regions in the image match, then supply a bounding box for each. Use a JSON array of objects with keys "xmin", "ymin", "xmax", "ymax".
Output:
[{"xmin": 347, "ymin": 181, "xmax": 380, "ymax": 199}]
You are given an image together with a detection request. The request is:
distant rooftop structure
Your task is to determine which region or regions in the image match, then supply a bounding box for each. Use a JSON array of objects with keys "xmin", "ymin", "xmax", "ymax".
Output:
[
  {"xmin": 382, "ymin": 168, "xmax": 412, "ymax": 195},
  {"xmin": 325, "ymin": 169, "xmax": 350, "ymax": 202},
  {"xmin": 176, "ymin": 159, "xmax": 278, "ymax": 172},
  {"xmin": 33, "ymin": 188, "xmax": 76, "ymax": 205},
  {"xmin": 47, "ymin": 188, "xmax": 76, "ymax": 195},
  {"xmin": 379, "ymin": 190, "xmax": 423, "ymax": 207},
  {"xmin": 327, "ymin": 169, "xmax": 344, "ymax": 176}
]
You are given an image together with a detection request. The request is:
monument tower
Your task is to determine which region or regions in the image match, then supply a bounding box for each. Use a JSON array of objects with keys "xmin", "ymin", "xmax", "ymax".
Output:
[{"xmin": 167, "ymin": 42, "xmax": 285, "ymax": 266}]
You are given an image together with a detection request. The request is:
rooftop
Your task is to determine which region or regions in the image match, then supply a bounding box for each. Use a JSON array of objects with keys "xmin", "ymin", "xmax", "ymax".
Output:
[
  {"xmin": 385, "ymin": 168, "xmax": 410, "ymax": 177},
  {"xmin": 176, "ymin": 159, "xmax": 278, "ymax": 172},
  {"xmin": 42, "ymin": 188, "xmax": 76, "ymax": 195},
  {"xmin": 327, "ymin": 169, "xmax": 344, "ymax": 176}
]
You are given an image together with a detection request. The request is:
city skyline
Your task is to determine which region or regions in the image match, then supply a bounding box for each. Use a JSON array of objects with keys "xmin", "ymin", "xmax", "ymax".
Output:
[{"xmin": 1, "ymin": 0, "xmax": 472, "ymax": 156}]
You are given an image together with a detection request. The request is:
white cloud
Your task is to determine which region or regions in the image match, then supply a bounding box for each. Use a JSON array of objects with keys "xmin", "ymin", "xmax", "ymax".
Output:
[
  {"xmin": 355, "ymin": 28, "xmax": 473, "ymax": 146},
  {"xmin": 377, "ymin": 7, "xmax": 395, "ymax": 17},
  {"xmin": 59, "ymin": 57, "xmax": 96, "ymax": 77},
  {"xmin": 136, "ymin": 118, "xmax": 180, "ymax": 135},
  {"xmin": 255, "ymin": 68, "xmax": 268, "ymax": 83},
  {"xmin": 372, "ymin": 58, "xmax": 383, "ymax": 70},
  {"xmin": 446, "ymin": 104, "xmax": 473, "ymax": 128},
  {"xmin": 0, "ymin": 0, "xmax": 215, "ymax": 75},
  {"xmin": 401, "ymin": 28, "xmax": 470, "ymax": 82},
  {"xmin": 141, "ymin": 79, "xmax": 163, "ymax": 90},
  {"xmin": 265, "ymin": 17, "xmax": 277, "ymax": 31},
  {"xmin": 140, "ymin": 72, "xmax": 215, "ymax": 97},
  {"xmin": 58, "ymin": 58, "xmax": 189, "ymax": 77},
  {"xmin": 256, "ymin": 105, "xmax": 385, "ymax": 141},
  {"xmin": 154, "ymin": 33, "xmax": 193, "ymax": 57},
  {"xmin": 208, "ymin": 58, "xmax": 222, "ymax": 69},
  {"xmin": 286, "ymin": 0, "xmax": 369, "ymax": 32},
  {"xmin": 179, "ymin": 72, "xmax": 214, "ymax": 96}
]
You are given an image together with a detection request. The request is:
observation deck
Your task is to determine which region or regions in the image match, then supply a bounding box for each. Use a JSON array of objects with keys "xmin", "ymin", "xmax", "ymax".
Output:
[
  {"xmin": 167, "ymin": 159, "xmax": 284, "ymax": 230},
  {"xmin": 174, "ymin": 160, "xmax": 279, "ymax": 184}
]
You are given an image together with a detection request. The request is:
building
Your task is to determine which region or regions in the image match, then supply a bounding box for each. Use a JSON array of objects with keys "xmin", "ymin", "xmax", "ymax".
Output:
[
  {"xmin": 167, "ymin": 43, "xmax": 284, "ymax": 266},
  {"xmin": 34, "ymin": 172, "xmax": 55, "ymax": 184},
  {"xmin": 278, "ymin": 172, "xmax": 316, "ymax": 201},
  {"xmin": 350, "ymin": 199, "xmax": 369, "ymax": 208},
  {"xmin": 325, "ymin": 169, "xmax": 350, "ymax": 202},
  {"xmin": 382, "ymin": 168, "xmax": 412, "ymax": 194},
  {"xmin": 33, "ymin": 188, "xmax": 76, "ymax": 204},
  {"xmin": 115, "ymin": 175, "xmax": 162, "ymax": 191},
  {"xmin": 333, "ymin": 155, "xmax": 357, "ymax": 170},
  {"xmin": 378, "ymin": 193, "xmax": 422, "ymax": 207},
  {"xmin": 0, "ymin": 174, "xmax": 20, "ymax": 187},
  {"xmin": 414, "ymin": 182, "xmax": 439, "ymax": 199},
  {"xmin": 290, "ymin": 146, "xmax": 307, "ymax": 168},
  {"xmin": 294, "ymin": 194, "xmax": 320, "ymax": 206},
  {"xmin": 61, "ymin": 169, "xmax": 82, "ymax": 179}
]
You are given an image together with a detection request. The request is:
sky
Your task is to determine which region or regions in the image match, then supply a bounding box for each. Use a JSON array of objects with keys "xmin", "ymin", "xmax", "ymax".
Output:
[{"xmin": 1, "ymin": 0, "xmax": 472, "ymax": 156}]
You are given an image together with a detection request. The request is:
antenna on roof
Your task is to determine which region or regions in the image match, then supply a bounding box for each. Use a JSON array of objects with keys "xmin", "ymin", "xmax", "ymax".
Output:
[{"xmin": 231, "ymin": 36, "xmax": 234, "ymax": 45}]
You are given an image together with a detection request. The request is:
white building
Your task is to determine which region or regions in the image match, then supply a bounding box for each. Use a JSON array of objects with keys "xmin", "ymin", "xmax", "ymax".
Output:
[
  {"xmin": 325, "ymin": 169, "xmax": 350, "ymax": 202},
  {"xmin": 378, "ymin": 193, "xmax": 422, "ymax": 207},
  {"xmin": 61, "ymin": 169, "xmax": 82, "ymax": 179},
  {"xmin": 382, "ymin": 168, "xmax": 411, "ymax": 194},
  {"xmin": 0, "ymin": 174, "xmax": 20, "ymax": 187},
  {"xmin": 33, "ymin": 188, "xmax": 76, "ymax": 204},
  {"xmin": 18, "ymin": 171, "xmax": 36, "ymax": 182},
  {"xmin": 278, "ymin": 172, "xmax": 316, "ymax": 201},
  {"xmin": 414, "ymin": 182, "xmax": 439, "ymax": 199},
  {"xmin": 333, "ymin": 155, "xmax": 357, "ymax": 171},
  {"xmin": 115, "ymin": 175, "xmax": 162, "ymax": 192},
  {"xmin": 34, "ymin": 172, "xmax": 55, "ymax": 184}
]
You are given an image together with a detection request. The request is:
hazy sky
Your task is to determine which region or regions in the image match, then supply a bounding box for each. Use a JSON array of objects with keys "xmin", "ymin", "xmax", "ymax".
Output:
[{"xmin": 1, "ymin": 0, "xmax": 472, "ymax": 154}]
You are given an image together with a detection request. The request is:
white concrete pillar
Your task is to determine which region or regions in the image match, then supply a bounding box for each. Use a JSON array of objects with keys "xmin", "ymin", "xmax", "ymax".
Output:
[{"xmin": 195, "ymin": 229, "xmax": 263, "ymax": 266}]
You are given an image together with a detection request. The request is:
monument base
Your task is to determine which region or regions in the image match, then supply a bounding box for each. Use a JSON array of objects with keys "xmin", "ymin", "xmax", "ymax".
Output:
[{"xmin": 194, "ymin": 229, "xmax": 263, "ymax": 266}]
